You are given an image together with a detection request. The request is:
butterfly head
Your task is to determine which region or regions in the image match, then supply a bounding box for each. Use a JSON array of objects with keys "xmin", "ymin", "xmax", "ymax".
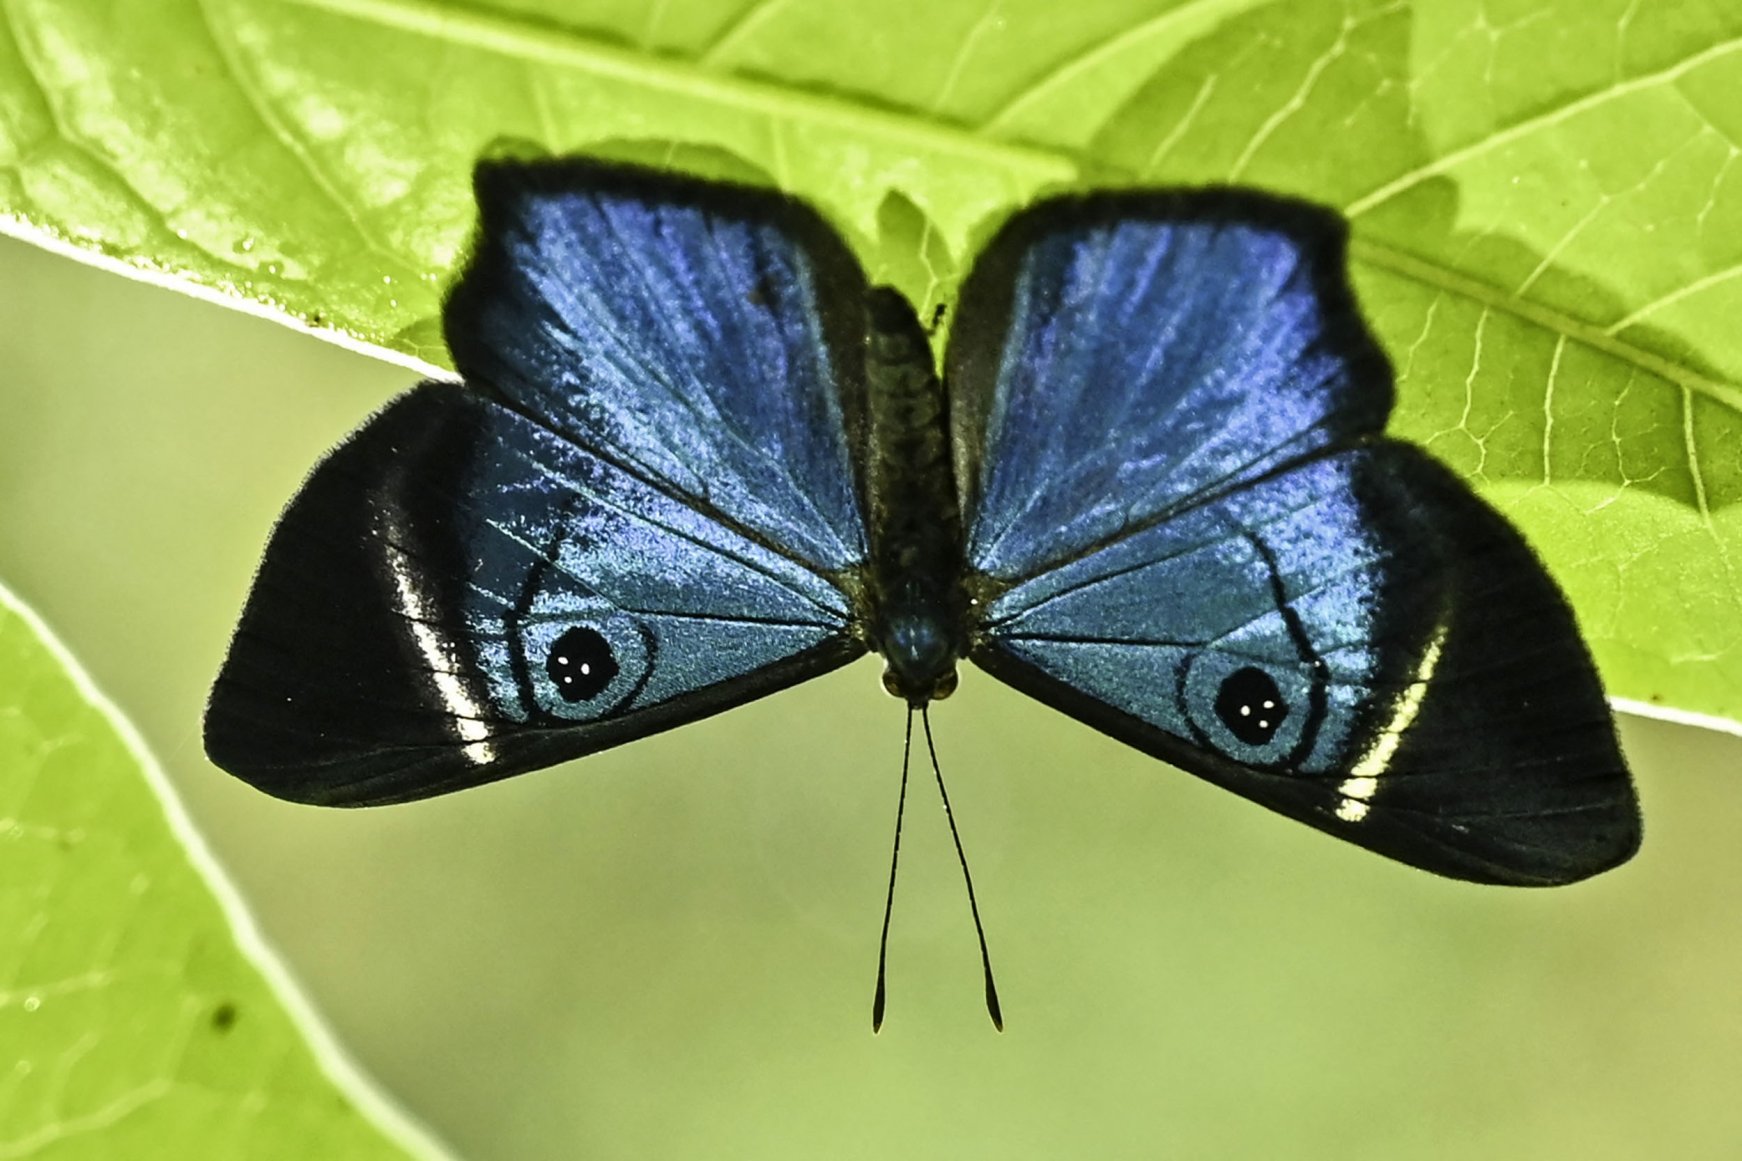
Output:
[{"xmin": 877, "ymin": 610, "xmax": 961, "ymax": 706}]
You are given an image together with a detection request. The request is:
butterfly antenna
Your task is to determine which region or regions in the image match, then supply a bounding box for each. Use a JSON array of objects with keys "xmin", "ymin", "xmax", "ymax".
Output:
[
  {"xmin": 922, "ymin": 707, "xmax": 1004, "ymax": 1031},
  {"xmin": 872, "ymin": 707, "xmax": 915, "ymax": 1033}
]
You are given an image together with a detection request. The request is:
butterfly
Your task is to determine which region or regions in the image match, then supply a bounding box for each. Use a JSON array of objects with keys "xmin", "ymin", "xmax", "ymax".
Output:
[{"xmin": 206, "ymin": 158, "xmax": 1640, "ymax": 895}]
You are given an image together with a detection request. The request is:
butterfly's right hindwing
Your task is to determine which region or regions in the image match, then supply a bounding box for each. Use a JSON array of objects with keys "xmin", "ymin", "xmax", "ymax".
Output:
[{"xmin": 972, "ymin": 444, "xmax": 1638, "ymax": 885}]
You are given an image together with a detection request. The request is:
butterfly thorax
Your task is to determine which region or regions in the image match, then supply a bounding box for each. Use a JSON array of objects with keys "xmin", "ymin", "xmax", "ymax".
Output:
[{"xmin": 862, "ymin": 288, "xmax": 968, "ymax": 705}]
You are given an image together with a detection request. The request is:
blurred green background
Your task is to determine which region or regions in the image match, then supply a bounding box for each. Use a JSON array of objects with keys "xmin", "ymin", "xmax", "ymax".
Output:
[{"xmin": 3, "ymin": 232, "xmax": 1741, "ymax": 1159}]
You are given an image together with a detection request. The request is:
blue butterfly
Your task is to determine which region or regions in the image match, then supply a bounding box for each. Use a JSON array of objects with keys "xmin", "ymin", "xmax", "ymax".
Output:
[{"xmin": 207, "ymin": 159, "xmax": 1638, "ymax": 899}]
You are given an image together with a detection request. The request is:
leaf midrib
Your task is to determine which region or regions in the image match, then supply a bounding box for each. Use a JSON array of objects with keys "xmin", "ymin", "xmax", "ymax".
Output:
[
  {"xmin": 1351, "ymin": 236, "xmax": 1742, "ymax": 416},
  {"xmin": 282, "ymin": 0, "xmax": 1080, "ymax": 182}
]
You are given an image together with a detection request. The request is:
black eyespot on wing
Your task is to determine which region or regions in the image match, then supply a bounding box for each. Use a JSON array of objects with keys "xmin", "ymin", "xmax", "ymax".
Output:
[
  {"xmin": 1179, "ymin": 645, "xmax": 1324, "ymax": 772},
  {"xmin": 546, "ymin": 626, "xmax": 620, "ymax": 702},
  {"xmin": 1216, "ymin": 667, "xmax": 1287, "ymax": 746}
]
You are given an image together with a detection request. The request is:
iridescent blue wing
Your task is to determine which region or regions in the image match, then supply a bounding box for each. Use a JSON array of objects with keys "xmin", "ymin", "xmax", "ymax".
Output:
[
  {"xmin": 207, "ymin": 161, "xmax": 871, "ymax": 805},
  {"xmin": 444, "ymin": 161, "xmax": 869, "ymax": 574},
  {"xmin": 951, "ymin": 191, "xmax": 1639, "ymax": 885},
  {"xmin": 947, "ymin": 190, "xmax": 1392, "ymax": 580}
]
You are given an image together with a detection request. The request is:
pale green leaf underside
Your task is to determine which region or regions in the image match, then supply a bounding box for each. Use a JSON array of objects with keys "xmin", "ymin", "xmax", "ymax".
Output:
[
  {"xmin": 1, "ymin": 0, "xmax": 1737, "ymax": 727},
  {"xmin": 0, "ymin": 585, "xmax": 434, "ymax": 1159}
]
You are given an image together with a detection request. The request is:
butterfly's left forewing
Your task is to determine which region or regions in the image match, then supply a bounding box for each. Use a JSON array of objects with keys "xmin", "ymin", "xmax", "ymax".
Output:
[
  {"xmin": 207, "ymin": 161, "xmax": 874, "ymax": 804},
  {"xmin": 446, "ymin": 159, "xmax": 871, "ymax": 572},
  {"xmin": 951, "ymin": 191, "xmax": 1639, "ymax": 884}
]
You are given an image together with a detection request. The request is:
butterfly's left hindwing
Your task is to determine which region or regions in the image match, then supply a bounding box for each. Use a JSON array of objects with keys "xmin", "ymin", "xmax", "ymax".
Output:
[
  {"xmin": 954, "ymin": 191, "xmax": 1639, "ymax": 885},
  {"xmin": 207, "ymin": 385, "xmax": 864, "ymax": 805}
]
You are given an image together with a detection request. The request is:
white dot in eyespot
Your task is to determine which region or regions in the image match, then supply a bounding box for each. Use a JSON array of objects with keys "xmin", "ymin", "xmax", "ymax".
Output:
[
  {"xmin": 1263, "ymin": 700, "xmax": 1275, "ymax": 710},
  {"xmin": 557, "ymin": 655, "xmax": 568, "ymax": 665},
  {"xmin": 1240, "ymin": 706, "xmax": 1251, "ymax": 716},
  {"xmin": 580, "ymin": 663, "xmax": 590, "ymax": 675}
]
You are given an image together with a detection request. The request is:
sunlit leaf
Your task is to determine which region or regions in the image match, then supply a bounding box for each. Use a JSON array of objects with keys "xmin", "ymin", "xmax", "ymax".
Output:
[
  {"xmin": 1, "ymin": 0, "xmax": 1736, "ymax": 730},
  {"xmin": 1094, "ymin": 0, "xmax": 1742, "ymax": 728}
]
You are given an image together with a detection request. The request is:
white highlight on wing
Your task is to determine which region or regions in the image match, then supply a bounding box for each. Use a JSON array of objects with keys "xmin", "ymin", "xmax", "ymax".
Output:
[
  {"xmin": 382, "ymin": 538, "xmax": 498, "ymax": 767},
  {"xmin": 1335, "ymin": 623, "xmax": 1448, "ymax": 823}
]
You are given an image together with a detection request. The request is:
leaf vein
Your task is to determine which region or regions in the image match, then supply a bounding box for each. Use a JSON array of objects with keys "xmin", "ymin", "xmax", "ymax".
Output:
[
  {"xmin": 193, "ymin": 0, "xmax": 413, "ymax": 277},
  {"xmin": 1345, "ymin": 34, "xmax": 1742, "ymax": 217},
  {"xmin": 1605, "ymin": 260, "xmax": 1742, "ymax": 334},
  {"xmin": 977, "ymin": 0, "xmax": 1248, "ymax": 134}
]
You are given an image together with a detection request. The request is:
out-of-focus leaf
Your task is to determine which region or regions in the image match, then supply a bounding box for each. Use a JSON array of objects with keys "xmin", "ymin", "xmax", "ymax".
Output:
[{"xmin": 0, "ymin": 584, "xmax": 443, "ymax": 1160}]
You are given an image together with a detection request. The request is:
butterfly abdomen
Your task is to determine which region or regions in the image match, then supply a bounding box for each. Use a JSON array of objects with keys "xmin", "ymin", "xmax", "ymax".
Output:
[{"xmin": 862, "ymin": 287, "xmax": 968, "ymax": 703}]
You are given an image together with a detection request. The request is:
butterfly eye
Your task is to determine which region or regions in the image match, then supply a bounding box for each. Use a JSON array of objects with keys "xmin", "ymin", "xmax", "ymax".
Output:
[
  {"xmin": 1213, "ymin": 666, "xmax": 1286, "ymax": 746},
  {"xmin": 515, "ymin": 612, "xmax": 651, "ymax": 723},
  {"xmin": 1181, "ymin": 649, "xmax": 1321, "ymax": 769},
  {"xmin": 545, "ymin": 626, "xmax": 620, "ymax": 702}
]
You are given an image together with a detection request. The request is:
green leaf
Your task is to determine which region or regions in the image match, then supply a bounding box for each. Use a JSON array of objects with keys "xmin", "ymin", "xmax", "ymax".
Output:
[
  {"xmin": 4, "ymin": 12, "xmax": 1742, "ymax": 1156},
  {"xmin": 0, "ymin": 584, "xmax": 443, "ymax": 1159},
  {"xmin": 1, "ymin": 0, "xmax": 1737, "ymax": 729},
  {"xmin": 3, "ymin": 0, "xmax": 1166, "ymax": 360},
  {"xmin": 1091, "ymin": 0, "xmax": 1742, "ymax": 729}
]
